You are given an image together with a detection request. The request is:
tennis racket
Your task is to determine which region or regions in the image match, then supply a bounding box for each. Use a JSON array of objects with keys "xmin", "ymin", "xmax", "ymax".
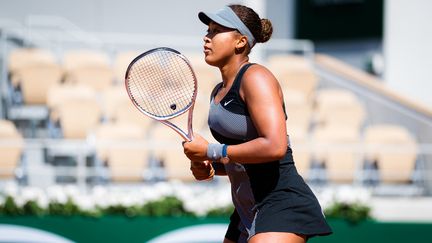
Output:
[{"xmin": 125, "ymin": 47, "xmax": 198, "ymax": 141}]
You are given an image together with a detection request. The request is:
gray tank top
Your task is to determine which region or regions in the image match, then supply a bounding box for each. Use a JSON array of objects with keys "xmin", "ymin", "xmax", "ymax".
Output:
[
  {"xmin": 208, "ymin": 64, "xmax": 257, "ymax": 233},
  {"xmin": 208, "ymin": 65, "xmax": 330, "ymax": 240}
]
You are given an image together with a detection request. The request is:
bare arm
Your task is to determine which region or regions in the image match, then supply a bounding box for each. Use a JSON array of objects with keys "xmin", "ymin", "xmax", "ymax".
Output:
[
  {"xmin": 183, "ymin": 65, "xmax": 287, "ymax": 164},
  {"xmin": 226, "ymin": 64, "xmax": 287, "ymax": 163}
]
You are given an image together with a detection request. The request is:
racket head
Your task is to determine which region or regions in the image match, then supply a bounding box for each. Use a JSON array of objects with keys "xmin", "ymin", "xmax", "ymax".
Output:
[{"xmin": 124, "ymin": 47, "xmax": 198, "ymax": 121}]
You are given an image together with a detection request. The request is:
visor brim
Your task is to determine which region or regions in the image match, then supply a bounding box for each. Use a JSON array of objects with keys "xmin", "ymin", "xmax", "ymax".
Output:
[{"xmin": 198, "ymin": 11, "xmax": 236, "ymax": 29}]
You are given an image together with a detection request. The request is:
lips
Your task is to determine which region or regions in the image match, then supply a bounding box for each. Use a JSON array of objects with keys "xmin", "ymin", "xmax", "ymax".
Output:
[{"xmin": 203, "ymin": 46, "xmax": 211, "ymax": 54}]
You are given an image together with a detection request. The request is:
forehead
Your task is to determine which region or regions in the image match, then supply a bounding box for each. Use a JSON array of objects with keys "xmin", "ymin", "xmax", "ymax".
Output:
[{"xmin": 208, "ymin": 21, "xmax": 236, "ymax": 32}]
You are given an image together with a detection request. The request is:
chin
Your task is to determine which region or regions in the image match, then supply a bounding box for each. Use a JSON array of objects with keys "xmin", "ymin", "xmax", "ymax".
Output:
[{"xmin": 204, "ymin": 56, "xmax": 218, "ymax": 67}]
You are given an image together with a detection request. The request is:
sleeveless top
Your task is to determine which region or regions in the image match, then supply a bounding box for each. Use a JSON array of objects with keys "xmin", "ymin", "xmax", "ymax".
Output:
[
  {"xmin": 208, "ymin": 63, "xmax": 332, "ymax": 239},
  {"xmin": 208, "ymin": 63, "xmax": 292, "ymax": 231}
]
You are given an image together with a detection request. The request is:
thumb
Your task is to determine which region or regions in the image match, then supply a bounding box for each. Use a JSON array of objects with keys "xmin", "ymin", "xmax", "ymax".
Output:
[{"xmin": 203, "ymin": 160, "xmax": 210, "ymax": 166}]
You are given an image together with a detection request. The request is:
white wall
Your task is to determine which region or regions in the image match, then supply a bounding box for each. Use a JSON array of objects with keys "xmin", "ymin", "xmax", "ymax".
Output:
[
  {"xmin": 0, "ymin": 0, "xmax": 234, "ymax": 35},
  {"xmin": 267, "ymin": 0, "xmax": 295, "ymax": 39},
  {"xmin": 0, "ymin": 0, "xmax": 294, "ymax": 37},
  {"xmin": 0, "ymin": 0, "xmax": 295, "ymax": 58},
  {"xmin": 384, "ymin": 0, "xmax": 432, "ymax": 108}
]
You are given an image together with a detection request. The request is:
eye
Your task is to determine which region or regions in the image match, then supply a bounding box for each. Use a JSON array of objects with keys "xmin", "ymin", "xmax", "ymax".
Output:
[{"xmin": 206, "ymin": 28, "xmax": 218, "ymax": 35}]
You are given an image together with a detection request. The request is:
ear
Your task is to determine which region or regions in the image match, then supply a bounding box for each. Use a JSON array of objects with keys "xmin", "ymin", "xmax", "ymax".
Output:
[{"xmin": 235, "ymin": 35, "xmax": 248, "ymax": 50}]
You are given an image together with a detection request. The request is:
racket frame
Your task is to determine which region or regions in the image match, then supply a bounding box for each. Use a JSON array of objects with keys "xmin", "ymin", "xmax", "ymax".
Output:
[{"xmin": 125, "ymin": 47, "xmax": 198, "ymax": 141}]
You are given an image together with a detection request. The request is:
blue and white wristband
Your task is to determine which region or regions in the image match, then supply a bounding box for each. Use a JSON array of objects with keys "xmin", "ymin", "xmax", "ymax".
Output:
[{"xmin": 207, "ymin": 143, "xmax": 225, "ymax": 161}]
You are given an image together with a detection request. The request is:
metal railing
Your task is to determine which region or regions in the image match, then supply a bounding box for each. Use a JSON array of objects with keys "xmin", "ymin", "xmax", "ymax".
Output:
[{"xmin": 1, "ymin": 138, "xmax": 431, "ymax": 194}]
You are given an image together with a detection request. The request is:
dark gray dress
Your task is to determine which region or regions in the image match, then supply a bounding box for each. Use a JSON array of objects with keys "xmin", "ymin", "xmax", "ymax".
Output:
[{"xmin": 208, "ymin": 63, "xmax": 332, "ymax": 242}]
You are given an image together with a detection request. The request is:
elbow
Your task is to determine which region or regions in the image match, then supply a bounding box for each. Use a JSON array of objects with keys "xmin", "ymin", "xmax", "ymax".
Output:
[
  {"xmin": 266, "ymin": 141, "xmax": 287, "ymax": 161},
  {"xmin": 270, "ymin": 146, "xmax": 286, "ymax": 160},
  {"xmin": 258, "ymin": 135, "xmax": 288, "ymax": 161}
]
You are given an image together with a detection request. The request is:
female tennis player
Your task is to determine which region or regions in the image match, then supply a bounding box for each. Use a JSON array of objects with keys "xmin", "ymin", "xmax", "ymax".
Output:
[{"xmin": 183, "ymin": 4, "xmax": 332, "ymax": 243}]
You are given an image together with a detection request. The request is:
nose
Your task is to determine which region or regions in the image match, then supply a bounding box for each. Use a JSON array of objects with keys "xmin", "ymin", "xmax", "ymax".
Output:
[{"xmin": 203, "ymin": 34, "xmax": 210, "ymax": 43}]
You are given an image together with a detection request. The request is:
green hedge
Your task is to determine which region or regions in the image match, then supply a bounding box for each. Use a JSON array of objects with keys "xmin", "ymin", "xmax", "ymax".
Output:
[
  {"xmin": 0, "ymin": 195, "xmax": 234, "ymax": 218},
  {"xmin": 1, "ymin": 195, "xmax": 372, "ymax": 222}
]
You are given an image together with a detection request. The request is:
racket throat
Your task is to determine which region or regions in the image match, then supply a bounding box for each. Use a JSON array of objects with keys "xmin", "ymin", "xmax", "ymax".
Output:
[{"xmin": 161, "ymin": 120, "xmax": 193, "ymax": 142}]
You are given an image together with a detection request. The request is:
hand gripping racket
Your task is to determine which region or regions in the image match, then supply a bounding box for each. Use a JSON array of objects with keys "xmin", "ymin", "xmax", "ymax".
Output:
[{"xmin": 125, "ymin": 47, "xmax": 198, "ymax": 141}]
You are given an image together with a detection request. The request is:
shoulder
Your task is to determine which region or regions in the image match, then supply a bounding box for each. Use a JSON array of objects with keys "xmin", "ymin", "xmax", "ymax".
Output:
[{"xmin": 241, "ymin": 64, "xmax": 278, "ymax": 91}]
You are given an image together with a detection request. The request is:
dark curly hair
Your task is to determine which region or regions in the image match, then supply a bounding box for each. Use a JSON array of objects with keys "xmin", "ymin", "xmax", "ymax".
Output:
[{"xmin": 229, "ymin": 4, "xmax": 273, "ymax": 45}]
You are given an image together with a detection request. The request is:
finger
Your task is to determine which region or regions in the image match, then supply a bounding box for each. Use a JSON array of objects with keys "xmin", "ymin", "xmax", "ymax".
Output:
[
  {"xmin": 191, "ymin": 161, "xmax": 205, "ymax": 168},
  {"xmin": 190, "ymin": 161, "xmax": 199, "ymax": 168}
]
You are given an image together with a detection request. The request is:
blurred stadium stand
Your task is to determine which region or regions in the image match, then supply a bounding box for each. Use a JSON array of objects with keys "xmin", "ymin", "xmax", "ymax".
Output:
[{"xmin": 0, "ymin": 12, "xmax": 431, "ymax": 199}]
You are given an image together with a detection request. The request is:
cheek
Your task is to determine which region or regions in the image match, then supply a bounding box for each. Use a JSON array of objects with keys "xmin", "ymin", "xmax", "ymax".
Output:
[
  {"xmin": 207, "ymin": 38, "xmax": 235, "ymax": 62},
  {"xmin": 217, "ymin": 36, "xmax": 236, "ymax": 51},
  {"xmin": 203, "ymin": 46, "xmax": 221, "ymax": 65}
]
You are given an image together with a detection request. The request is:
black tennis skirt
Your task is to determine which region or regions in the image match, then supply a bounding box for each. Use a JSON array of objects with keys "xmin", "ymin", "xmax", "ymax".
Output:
[
  {"xmin": 226, "ymin": 156, "xmax": 333, "ymax": 242},
  {"xmin": 250, "ymin": 170, "xmax": 333, "ymax": 239}
]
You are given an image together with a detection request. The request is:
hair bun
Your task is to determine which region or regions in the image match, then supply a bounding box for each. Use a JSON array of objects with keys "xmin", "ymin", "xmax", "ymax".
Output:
[{"xmin": 259, "ymin": 18, "xmax": 273, "ymax": 43}]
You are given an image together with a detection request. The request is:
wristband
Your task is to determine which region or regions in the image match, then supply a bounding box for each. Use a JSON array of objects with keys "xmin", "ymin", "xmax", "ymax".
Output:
[
  {"xmin": 220, "ymin": 144, "xmax": 230, "ymax": 164},
  {"xmin": 207, "ymin": 143, "xmax": 224, "ymax": 160},
  {"xmin": 222, "ymin": 144, "xmax": 228, "ymax": 157}
]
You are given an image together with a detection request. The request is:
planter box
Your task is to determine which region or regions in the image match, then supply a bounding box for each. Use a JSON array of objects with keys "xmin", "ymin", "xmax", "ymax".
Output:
[
  {"xmin": 1, "ymin": 216, "xmax": 431, "ymax": 243},
  {"xmin": 309, "ymin": 218, "xmax": 432, "ymax": 243}
]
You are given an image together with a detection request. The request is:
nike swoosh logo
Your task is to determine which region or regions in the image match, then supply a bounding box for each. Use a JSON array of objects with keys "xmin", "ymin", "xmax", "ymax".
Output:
[{"xmin": 224, "ymin": 99, "xmax": 234, "ymax": 106}]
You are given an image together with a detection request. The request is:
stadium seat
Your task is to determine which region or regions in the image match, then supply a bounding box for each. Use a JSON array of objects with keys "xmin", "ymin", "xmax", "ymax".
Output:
[
  {"xmin": 47, "ymin": 83, "xmax": 95, "ymax": 105},
  {"xmin": 311, "ymin": 125, "xmax": 362, "ymax": 183},
  {"xmin": 113, "ymin": 50, "xmax": 141, "ymax": 84},
  {"xmin": 94, "ymin": 122, "xmax": 148, "ymax": 182},
  {"xmin": 65, "ymin": 65, "xmax": 115, "ymax": 91},
  {"xmin": 150, "ymin": 123, "xmax": 194, "ymax": 182},
  {"xmin": 8, "ymin": 48, "xmax": 57, "ymax": 76},
  {"xmin": 62, "ymin": 49, "xmax": 110, "ymax": 72},
  {"xmin": 12, "ymin": 63, "xmax": 64, "ymax": 105},
  {"xmin": 364, "ymin": 124, "xmax": 418, "ymax": 184},
  {"xmin": 0, "ymin": 120, "xmax": 24, "ymax": 180},
  {"xmin": 58, "ymin": 97, "xmax": 102, "ymax": 139},
  {"xmin": 267, "ymin": 54, "xmax": 318, "ymax": 99},
  {"xmin": 289, "ymin": 134, "xmax": 312, "ymax": 179},
  {"xmin": 101, "ymin": 85, "xmax": 127, "ymax": 122},
  {"xmin": 314, "ymin": 88, "xmax": 366, "ymax": 131},
  {"xmin": 150, "ymin": 123, "xmax": 183, "ymax": 154},
  {"xmin": 112, "ymin": 97, "xmax": 154, "ymax": 129},
  {"xmin": 283, "ymin": 89, "xmax": 313, "ymax": 178},
  {"xmin": 284, "ymin": 88, "xmax": 313, "ymax": 139},
  {"xmin": 192, "ymin": 97, "xmax": 210, "ymax": 132},
  {"xmin": 185, "ymin": 52, "xmax": 219, "ymax": 97},
  {"xmin": 47, "ymin": 84, "xmax": 101, "ymax": 139},
  {"xmin": 161, "ymin": 147, "xmax": 195, "ymax": 182},
  {"xmin": 47, "ymin": 84, "xmax": 95, "ymax": 123}
]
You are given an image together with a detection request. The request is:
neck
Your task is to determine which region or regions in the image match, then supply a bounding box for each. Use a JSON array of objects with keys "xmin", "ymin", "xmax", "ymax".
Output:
[{"xmin": 220, "ymin": 56, "xmax": 249, "ymax": 88}]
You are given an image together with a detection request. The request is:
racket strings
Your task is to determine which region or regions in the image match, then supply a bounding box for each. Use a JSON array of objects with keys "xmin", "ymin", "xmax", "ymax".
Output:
[{"xmin": 127, "ymin": 50, "xmax": 196, "ymax": 118}]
